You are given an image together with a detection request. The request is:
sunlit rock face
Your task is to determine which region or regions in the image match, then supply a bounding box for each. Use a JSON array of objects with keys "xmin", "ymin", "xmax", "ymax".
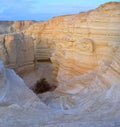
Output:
[
  {"xmin": 12, "ymin": 20, "xmax": 36, "ymax": 32},
  {"xmin": 51, "ymin": 2, "xmax": 120, "ymax": 94},
  {"xmin": 24, "ymin": 21, "xmax": 54, "ymax": 61},
  {"xmin": 48, "ymin": 2, "xmax": 120, "ymax": 110},
  {"xmin": 25, "ymin": 2, "xmax": 120, "ymax": 111},
  {"xmin": 0, "ymin": 20, "xmax": 36, "ymax": 34},
  {"xmin": 25, "ymin": 2, "xmax": 120, "ymax": 89},
  {"xmin": 0, "ymin": 32, "xmax": 34, "ymax": 73},
  {"xmin": 0, "ymin": 2, "xmax": 120, "ymax": 127}
]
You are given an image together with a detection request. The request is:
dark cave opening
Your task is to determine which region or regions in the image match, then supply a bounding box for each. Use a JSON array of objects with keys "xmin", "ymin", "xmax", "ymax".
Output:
[{"xmin": 31, "ymin": 77, "xmax": 56, "ymax": 94}]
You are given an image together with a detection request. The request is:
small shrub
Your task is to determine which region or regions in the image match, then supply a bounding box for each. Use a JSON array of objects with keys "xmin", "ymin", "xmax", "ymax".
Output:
[{"xmin": 32, "ymin": 78, "xmax": 51, "ymax": 94}]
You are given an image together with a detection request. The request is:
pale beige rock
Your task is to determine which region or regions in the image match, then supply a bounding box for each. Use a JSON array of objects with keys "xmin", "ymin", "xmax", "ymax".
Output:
[
  {"xmin": 0, "ymin": 2, "xmax": 120, "ymax": 127},
  {"xmin": 25, "ymin": 2, "xmax": 120, "ymax": 90},
  {"xmin": 12, "ymin": 20, "xmax": 36, "ymax": 32},
  {"xmin": 24, "ymin": 3, "xmax": 120, "ymax": 121},
  {"xmin": 0, "ymin": 32, "xmax": 34, "ymax": 73}
]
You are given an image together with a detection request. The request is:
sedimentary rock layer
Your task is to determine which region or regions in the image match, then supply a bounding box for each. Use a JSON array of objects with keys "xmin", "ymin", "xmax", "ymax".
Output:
[
  {"xmin": 25, "ymin": 2, "xmax": 120, "ymax": 90},
  {"xmin": 0, "ymin": 2, "xmax": 120, "ymax": 127}
]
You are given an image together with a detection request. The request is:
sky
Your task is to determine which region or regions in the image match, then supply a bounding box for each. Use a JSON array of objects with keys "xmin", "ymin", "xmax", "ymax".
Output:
[{"xmin": 0, "ymin": 0, "xmax": 119, "ymax": 21}]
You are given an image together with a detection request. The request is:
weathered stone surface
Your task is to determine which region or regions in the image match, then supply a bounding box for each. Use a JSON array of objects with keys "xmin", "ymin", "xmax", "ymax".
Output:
[
  {"xmin": 0, "ymin": 32, "xmax": 34, "ymax": 73},
  {"xmin": 24, "ymin": 4, "xmax": 120, "ymax": 123},
  {"xmin": 25, "ymin": 2, "xmax": 120, "ymax": 89},
  {"xmin": 0, "ymin": 61, "xmax": 120, "ymax": 127},
  {"xmin": 52, "ymin": 2, "xmax": 120, "ymax": 94},
  {"xmin": 0, "ymin": 21, "xmax": 14, "ymax": 34},
  {"xmin": 0, "ymin": 20, "xmax": 36, "ymax": 34},
  {"xmin": 12, "ymin": 20, "xmax": 36, "ymax": 32},
  {"xmin": 0, "ymin": 2, "xmax": 120, "ymax": 127},
  {"xmin": 24, "ymin": 21, "xmax": 54, "ymax": 61},
  {"xmin": 0, "ymin": 20, "xmax": 36, "ymax": 73},
  {"xmin": 0, "ymin": 60, "xmax": 38, "ymax": 106}
]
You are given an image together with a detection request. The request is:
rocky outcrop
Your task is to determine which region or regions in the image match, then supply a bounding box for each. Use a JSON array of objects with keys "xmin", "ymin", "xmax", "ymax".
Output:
[
  {"xmin": 12, "ymin": 20, "xmax": 36, "ymax": 32},
  {"xmin": 0, "ymin": 20, "xmax": 36, "ymax": 73},
  {"xmin": 24, "ymin": 21, "xmax": 54, "ymax": 61},
  {"xmin": 0, "ymin": 32, "xmax": 34, "ymax": 73},
  {"xmin": 0, "ymin": 21, "xmax": 14, "ymax": 34},
  {"xmin": 0, "ymin": 20, "xmax": 36, "ymax": 34},
  {"xmin": 1, "ymin": 2, "xmax": 120, "ymax": 95},
  {"xmin": 0, "ymin": 2, "xmax": 120, "ymax": 127}
]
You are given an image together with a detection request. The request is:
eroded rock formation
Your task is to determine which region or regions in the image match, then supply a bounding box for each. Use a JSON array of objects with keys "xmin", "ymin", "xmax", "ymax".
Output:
[
  {"xmin": 12, "ymin": 20, "xmax": 36, "ymax": 32},
  {"xmin": 0, "ymin": 32, "xmax": 34, "ymax": 73},
  {"xmin": 0, "ymin": 20, "xmax": 36, "ymax": 73},
  {"xmin": 0, "ymin": 2, "xmax": 120, "ymax": 127},
  {"xmin": 25, "ymin": 2, "xmax": 120, "ymax": 89}
]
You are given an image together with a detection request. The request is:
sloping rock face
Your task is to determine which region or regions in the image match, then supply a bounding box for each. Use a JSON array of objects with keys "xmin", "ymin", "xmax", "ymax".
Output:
[
  {"xmin": 0, "ymin": 60, "xmax": 57, "ymax": 127},
  {"xmin": 0, "ymin": 60, "xmax": 120, "ymax": 127},
  {"xmin": 0, "ymin": 2, "xmax": 120, "ymax": 127},
  {"xmin": 32, "ymin": 3, "xmax": 120, "ymax": 126},
  {"xmin": 0, "ymin": 60, "xmax": 38, "ymax": 106},
  {"xmin": 25, "ymin": 2, "xmax": 120, "ymax": 115}
]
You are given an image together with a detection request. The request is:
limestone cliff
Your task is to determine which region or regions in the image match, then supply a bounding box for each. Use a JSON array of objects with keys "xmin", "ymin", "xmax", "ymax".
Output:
[
  {"xmin": 12, "ymin": 20, "xmax": 36, "ymax": 32},
  {"xmin": 0, "ymin": 2, "xmax": 120, "ymax": 127},
  {"xmin": 25, "ymin": 2, "xmax": 120, "ymax": 90},
  {"xmin": 0, "ymin": 20, "xmax": 36, "ymax": 34}
]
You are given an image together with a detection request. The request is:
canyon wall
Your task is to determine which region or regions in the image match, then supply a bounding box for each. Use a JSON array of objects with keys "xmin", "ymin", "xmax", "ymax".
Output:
[
  {"xmin": 25, "ymin": 2, "xmax": 120, "ymax": 90},
  {"xmin": 0, "ymin": 2, "xmax": 120, "ymax": 127},
  {"xmin": 24, "ymin": 21, "xmax": 54, "ymax": 61},
  {"xmin": 0, "ymin": 2, "xmax": 120, "ymax": 89}
]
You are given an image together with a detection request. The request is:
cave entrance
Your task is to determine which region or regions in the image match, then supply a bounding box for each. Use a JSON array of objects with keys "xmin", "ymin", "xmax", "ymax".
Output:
[
  {"xmin": 21, "ymin": 61, "xmax": 55, "ymax": 93},
  {"xmin": 20, "ymin": 42, "xmax": 56, "ymax": 94}
]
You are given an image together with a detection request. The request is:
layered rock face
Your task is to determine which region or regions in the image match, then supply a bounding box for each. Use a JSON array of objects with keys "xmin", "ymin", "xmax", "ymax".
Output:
[
  {"xmin": 0, "ymin": 2, "xmax": 120, "ymax": 127},
  {"xmin": 25, "ymin": 2, "xmax": 120, "ymax": 90},
  {"xmin": 31, "ymin": 4, "xmax": 120, "ymax": 123},
  {"xmin": 52, "ymin": 2, "xmax": 120, "ymax": 94},
  {"xmin": 25, "ymin": 21, "xmax": 54, "ymax": 61},
  {"xmin": 0, "ymin": 20, "xmax": 35, "ymax": 34}
]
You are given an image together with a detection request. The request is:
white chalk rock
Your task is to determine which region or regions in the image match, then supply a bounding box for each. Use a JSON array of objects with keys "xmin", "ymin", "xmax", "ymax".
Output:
[{"xmin": 0, "ymin": 60, "xmax": 38, "ymax": 106}]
